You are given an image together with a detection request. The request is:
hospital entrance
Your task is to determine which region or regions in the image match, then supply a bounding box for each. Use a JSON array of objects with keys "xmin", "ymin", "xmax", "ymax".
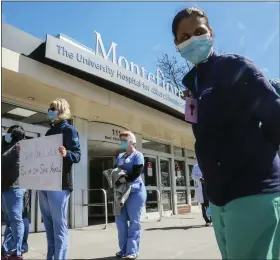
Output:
[
  {"xmin": 87, "ymin": 140, "xmax": 122, "ymax": 225},
  {"xmin": 86, "ymin": 138, "xmax": 182, "ymax": 226}
]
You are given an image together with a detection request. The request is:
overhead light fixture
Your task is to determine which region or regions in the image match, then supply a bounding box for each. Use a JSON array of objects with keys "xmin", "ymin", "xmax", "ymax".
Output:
[
  {"xmin": 7, "ymin": 107, "xmax": 37, "ymax": 117},
  {"xmin": 28, "ymin": 97, "xmax": 35, "ymax": 101},
  {"xmin": 124, "ymin": 122, "xmax": 129, "ymax": 125},
  {"xmin": 93, "ymin": 116, "xmax": 99, "ymax": 119}
]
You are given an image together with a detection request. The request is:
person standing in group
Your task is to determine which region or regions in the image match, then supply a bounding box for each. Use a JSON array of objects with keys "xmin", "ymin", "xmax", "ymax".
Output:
[
  {"xmin": 172, "ymin": 7, "xmax": 280, "ymax": 260},
  {"xmin": 39, "ymin": 98, "xmax": 81, "ymax": 260},
  {"xmin": 191, "ymin": 164, "xmax": 211, "ymax": 226},
  {"xmin": 2, "ymin": 190, "xmax": 30, "ymax": 256},
  {"xmin": 1, "ymin": 125, "xmax": 26, "ymax": 260},
  {"xmin": 114, "ymin": 131, "xmax": 146, "ymax": 260}
]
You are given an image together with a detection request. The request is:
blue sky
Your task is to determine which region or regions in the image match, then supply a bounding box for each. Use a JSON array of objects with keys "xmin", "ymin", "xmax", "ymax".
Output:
[{"xmin": 2, "ymin": 1, "xmax": 280, "ymax": 79}]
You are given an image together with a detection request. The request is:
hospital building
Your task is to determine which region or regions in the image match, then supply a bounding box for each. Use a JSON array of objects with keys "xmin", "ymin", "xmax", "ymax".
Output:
[{"xmin": 1, "ymin": 22, "xmax": 199, "ymax": 233}]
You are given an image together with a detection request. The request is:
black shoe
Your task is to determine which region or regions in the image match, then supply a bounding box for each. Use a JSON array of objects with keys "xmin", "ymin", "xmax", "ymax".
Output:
[
  {"xmin": 8, "ymin": 256, "xmax": 23, "ymax": 260},
  {"xmin": 115, "ymin": 252, "xmax": 124, "ymax": 258},
  {"xmin": 21, "ymin": 249, "xmax": 28, "ymax": 254}
]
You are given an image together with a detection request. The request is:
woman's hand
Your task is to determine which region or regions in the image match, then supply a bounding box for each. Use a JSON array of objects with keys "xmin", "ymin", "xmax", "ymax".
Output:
[{"xmin": 59, "ymin": 146, "xmax": 67, "ymax": 157}]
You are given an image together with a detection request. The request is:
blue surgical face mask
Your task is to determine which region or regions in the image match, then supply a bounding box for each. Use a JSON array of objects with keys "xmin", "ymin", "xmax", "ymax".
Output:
[
  {"xmin": 121, "ymin": 141, "xmax": 128, "ymax": 150},
  {"xmin": 48, "ymin": 110, "xmax": 58, "ymax": 121},
  {"xmin": 5, "ymin": 133, "xmax": 12, "ymax": 143},
  {"xmin": 177, "ymin": 34, "xmax": 213, "ymax": 64}
]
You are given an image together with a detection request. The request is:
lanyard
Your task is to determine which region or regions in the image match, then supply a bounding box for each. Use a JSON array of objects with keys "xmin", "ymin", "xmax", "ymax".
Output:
[{"xmin": 194, "ymin": 72, "xmax": 198, "ymax": 93}]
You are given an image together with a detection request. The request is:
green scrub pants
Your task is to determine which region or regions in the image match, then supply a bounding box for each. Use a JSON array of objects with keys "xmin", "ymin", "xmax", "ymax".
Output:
[{"xmin": 210, "ymin": 193, "xmax": 280, "ymax": 260}]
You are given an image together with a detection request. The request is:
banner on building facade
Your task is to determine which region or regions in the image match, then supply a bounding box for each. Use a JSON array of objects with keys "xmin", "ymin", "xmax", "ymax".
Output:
[{"xmin": 45, "ymin": 34, "xmax": 185, "ymax": 114}]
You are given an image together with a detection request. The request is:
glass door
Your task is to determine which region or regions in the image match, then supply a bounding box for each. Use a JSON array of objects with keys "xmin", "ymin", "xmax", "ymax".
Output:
[
  {"xmin": 188, "ymin": 164, "xmax": 199, "ymax": 206},
  {"xmin": 159, "ymin": 158, "xmax": 172, "ymax": 212},
  {"xmin": 143, "ymin": 155, "xmax": 159, "ymax": 213},
  {"xmin": 88, "ymin": 157, "xmax": 115, "ymax": 219},
  {"xmin": 175, "ymin": 160, "xmax": 188, "ymax": 206}
]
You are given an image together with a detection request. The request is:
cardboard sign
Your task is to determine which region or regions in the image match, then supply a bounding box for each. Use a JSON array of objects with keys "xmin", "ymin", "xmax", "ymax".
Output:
[{"xmin": 19, "ymin": 134, "xmax": 63, "ymax": 191}]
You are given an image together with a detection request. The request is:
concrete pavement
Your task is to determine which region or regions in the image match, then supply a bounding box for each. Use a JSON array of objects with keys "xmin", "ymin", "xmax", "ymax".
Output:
[{"xmin": 25, "ymin": 213, "xmax": 221, "ymax": 259}]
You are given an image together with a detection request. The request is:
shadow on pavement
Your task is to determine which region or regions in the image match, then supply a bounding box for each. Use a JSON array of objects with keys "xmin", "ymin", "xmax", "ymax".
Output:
[
  {"xmin": 74, "ymin": 257, "xmax": 117, "ymax": 260},
  {"xmin": 145, "ymin": 225, "xmax": 205, "ymax": 231}
]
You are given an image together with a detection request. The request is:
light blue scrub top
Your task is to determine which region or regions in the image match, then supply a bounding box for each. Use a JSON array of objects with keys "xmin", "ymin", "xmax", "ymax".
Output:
[{"xmin": 116, "ymin": 151, "xmax": 144, "ymax": 185}]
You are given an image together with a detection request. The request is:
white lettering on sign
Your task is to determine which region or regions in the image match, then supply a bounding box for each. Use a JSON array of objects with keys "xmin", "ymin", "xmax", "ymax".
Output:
[
  {"xmin": 46, "ymin": 33, "xmax": 185, "ymax": 114},
  {"xmin": 88, "ymin": 122, "xmax": 127, "ymax": 144},
  {"xmin": 92, "ymin": 31, "xmax": 184, "ymax": 100},
  {"xmin": 19, "ymin": 134, "xmax": 63, "ymax": 191}
]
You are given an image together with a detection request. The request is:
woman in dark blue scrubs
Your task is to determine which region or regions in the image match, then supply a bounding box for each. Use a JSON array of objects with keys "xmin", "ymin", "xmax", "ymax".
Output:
[{"xmin": 172, "ymin": 7, "xmax": 280, "ymax": 260}]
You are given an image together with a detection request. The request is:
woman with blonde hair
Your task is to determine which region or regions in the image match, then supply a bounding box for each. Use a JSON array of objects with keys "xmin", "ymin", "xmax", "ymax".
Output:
[
  {"xmin": 114, "ymin": 131, "xmax": 146, "ymax": 260},
  {"xmin": 39, "ymin": 98, "xmax": 81, "ymax": 260}
]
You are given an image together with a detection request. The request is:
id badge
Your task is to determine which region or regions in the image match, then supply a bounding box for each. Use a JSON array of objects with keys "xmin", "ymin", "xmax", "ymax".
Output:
[{"xmin": 185, "ymin": 97, "xmax": 198, "ymax": 123}]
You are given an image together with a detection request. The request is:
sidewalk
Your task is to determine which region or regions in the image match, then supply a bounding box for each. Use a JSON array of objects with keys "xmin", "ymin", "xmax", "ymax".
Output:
[{"xmin": 25, "ymin": 213, "xmax": 221, "ymax": 259}]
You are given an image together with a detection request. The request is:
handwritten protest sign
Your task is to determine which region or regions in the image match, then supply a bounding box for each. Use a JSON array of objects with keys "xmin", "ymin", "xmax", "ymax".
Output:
[{"xmin": 19, "ymin": 134, "xmax": 63, "ymax": 190}]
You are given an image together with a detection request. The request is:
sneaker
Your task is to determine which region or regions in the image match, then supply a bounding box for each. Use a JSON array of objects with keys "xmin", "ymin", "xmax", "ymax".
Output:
[
  {"xmin": 205, "ymin": 222, "xmax": 211, "ymax": 227},
  {"xmin": 124, "ymin": 255, "xmax": 138, "ymax": 260},
  {"xmin": 115, "ymin": 252, "xmax": 124, "ymax": 258},
  {"xmin": 21, "ymin": 249, "xmax": 28, "ymax": 254}
]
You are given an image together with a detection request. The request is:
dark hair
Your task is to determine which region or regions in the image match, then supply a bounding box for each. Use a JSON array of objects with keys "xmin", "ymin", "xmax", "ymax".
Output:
[
  {"xmin": 8, "ymin": 125, "xmax": 25, "ymax": 141},
  {"xmin": 172, "ymin": 7, "xmax": 210, "ymax": 40}
]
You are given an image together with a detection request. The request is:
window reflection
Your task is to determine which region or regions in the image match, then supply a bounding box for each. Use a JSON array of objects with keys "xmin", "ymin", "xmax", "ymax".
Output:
[
  {"xmin": 160, "ymin": 160, "xmax": 170, "ymax": 187},
  {"xmin": 146, "ymin": 190, "xmax": 158, "ymax": 213},
  {"xmin": 174, "ymin": 147, "xmax": 184, "ymax": 157},
  {"xmin": 177, "ymin": 190, "xmax": 188, "ymax": 205},
  {"xmin": 191, "ymin": 189, "xmax": 199, "ymax": 206},
  {"xmin": 144, "ymin": 157, "xmax": 157, "ymax": 186},
  {"xmin": 162, "ymin": 191, "xmax": 172, "ymax": 211},
  {"xmin": 175, "ymin": 160, "xmax": 185, "ymax": 186},
  {"xmin": 142, "ymin": 139, "xmax": 171, "ymax": 153},
  {"xmin": 189, "ymin": 165, "xmax": 194, "ymax": 187}
]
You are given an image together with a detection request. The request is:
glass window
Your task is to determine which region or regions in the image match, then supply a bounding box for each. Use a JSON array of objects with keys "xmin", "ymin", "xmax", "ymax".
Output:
[
  {"xmin": 175, "ymin": 160, "xmax": 186, "ymax": 187},
  {"xmin": 162, "ymin": 191, "xmax": 172, "ymax": 211},
  {"xmin": 142, "ymin": 139, "xmax": 171, "ymax": 154},
  {"xmin": 177, "ymin": 190, "xmax": 188, "ymax": 205},
  {"xmin": 174, "ymin": 147, "xmax": 184, "ymax": 157},
  {"xmin": 186, "ymin": 149, "xmax": 196, "ymax": 159},
  {"xmin": 144, "ymin": 157, "xmax": 157, "ymax": 186},
  {"xmin": 188, "ymin": 165, "xmax": 195, "ymax": 187},
  {"xmin": 191, "ymin": 189, "xmax": 199, "ymax": 206},
  {"xmin": 160, "ymin": 159, "xmax": 171, "ymax": 187},
  {"xmin": 146, "ymin": 190, "xmax": 158, "ymax": 213}
]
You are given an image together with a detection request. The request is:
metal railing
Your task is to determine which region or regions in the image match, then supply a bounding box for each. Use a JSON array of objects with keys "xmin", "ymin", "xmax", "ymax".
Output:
[
  {"xmin": 83, "ymin": 187, "xmax": 163, "ymax": 228},
  {"xmin": 82, "ymin": 189, "xmax": 108, "ymax": 229},
  {"xmin": 145, "ymin": 188, "xmax": 162, "ymax": 222}
]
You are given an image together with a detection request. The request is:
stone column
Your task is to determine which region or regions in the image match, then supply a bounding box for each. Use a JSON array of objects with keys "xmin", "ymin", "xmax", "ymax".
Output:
[{"xmin": 71, "ymin": 117, "xmax": 88, "ymax": 228}]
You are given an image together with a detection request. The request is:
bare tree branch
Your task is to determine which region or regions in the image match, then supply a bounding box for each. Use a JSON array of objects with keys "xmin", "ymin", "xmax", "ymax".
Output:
[{"xmin": 157, "ymin": 53, "xmax": 193, "ymax": 93}]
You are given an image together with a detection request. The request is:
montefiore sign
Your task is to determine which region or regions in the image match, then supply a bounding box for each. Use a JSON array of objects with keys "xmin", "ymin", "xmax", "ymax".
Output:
[{"xmin": 45, "ymin": 32, "xmax": 185, "ymax": 114}]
